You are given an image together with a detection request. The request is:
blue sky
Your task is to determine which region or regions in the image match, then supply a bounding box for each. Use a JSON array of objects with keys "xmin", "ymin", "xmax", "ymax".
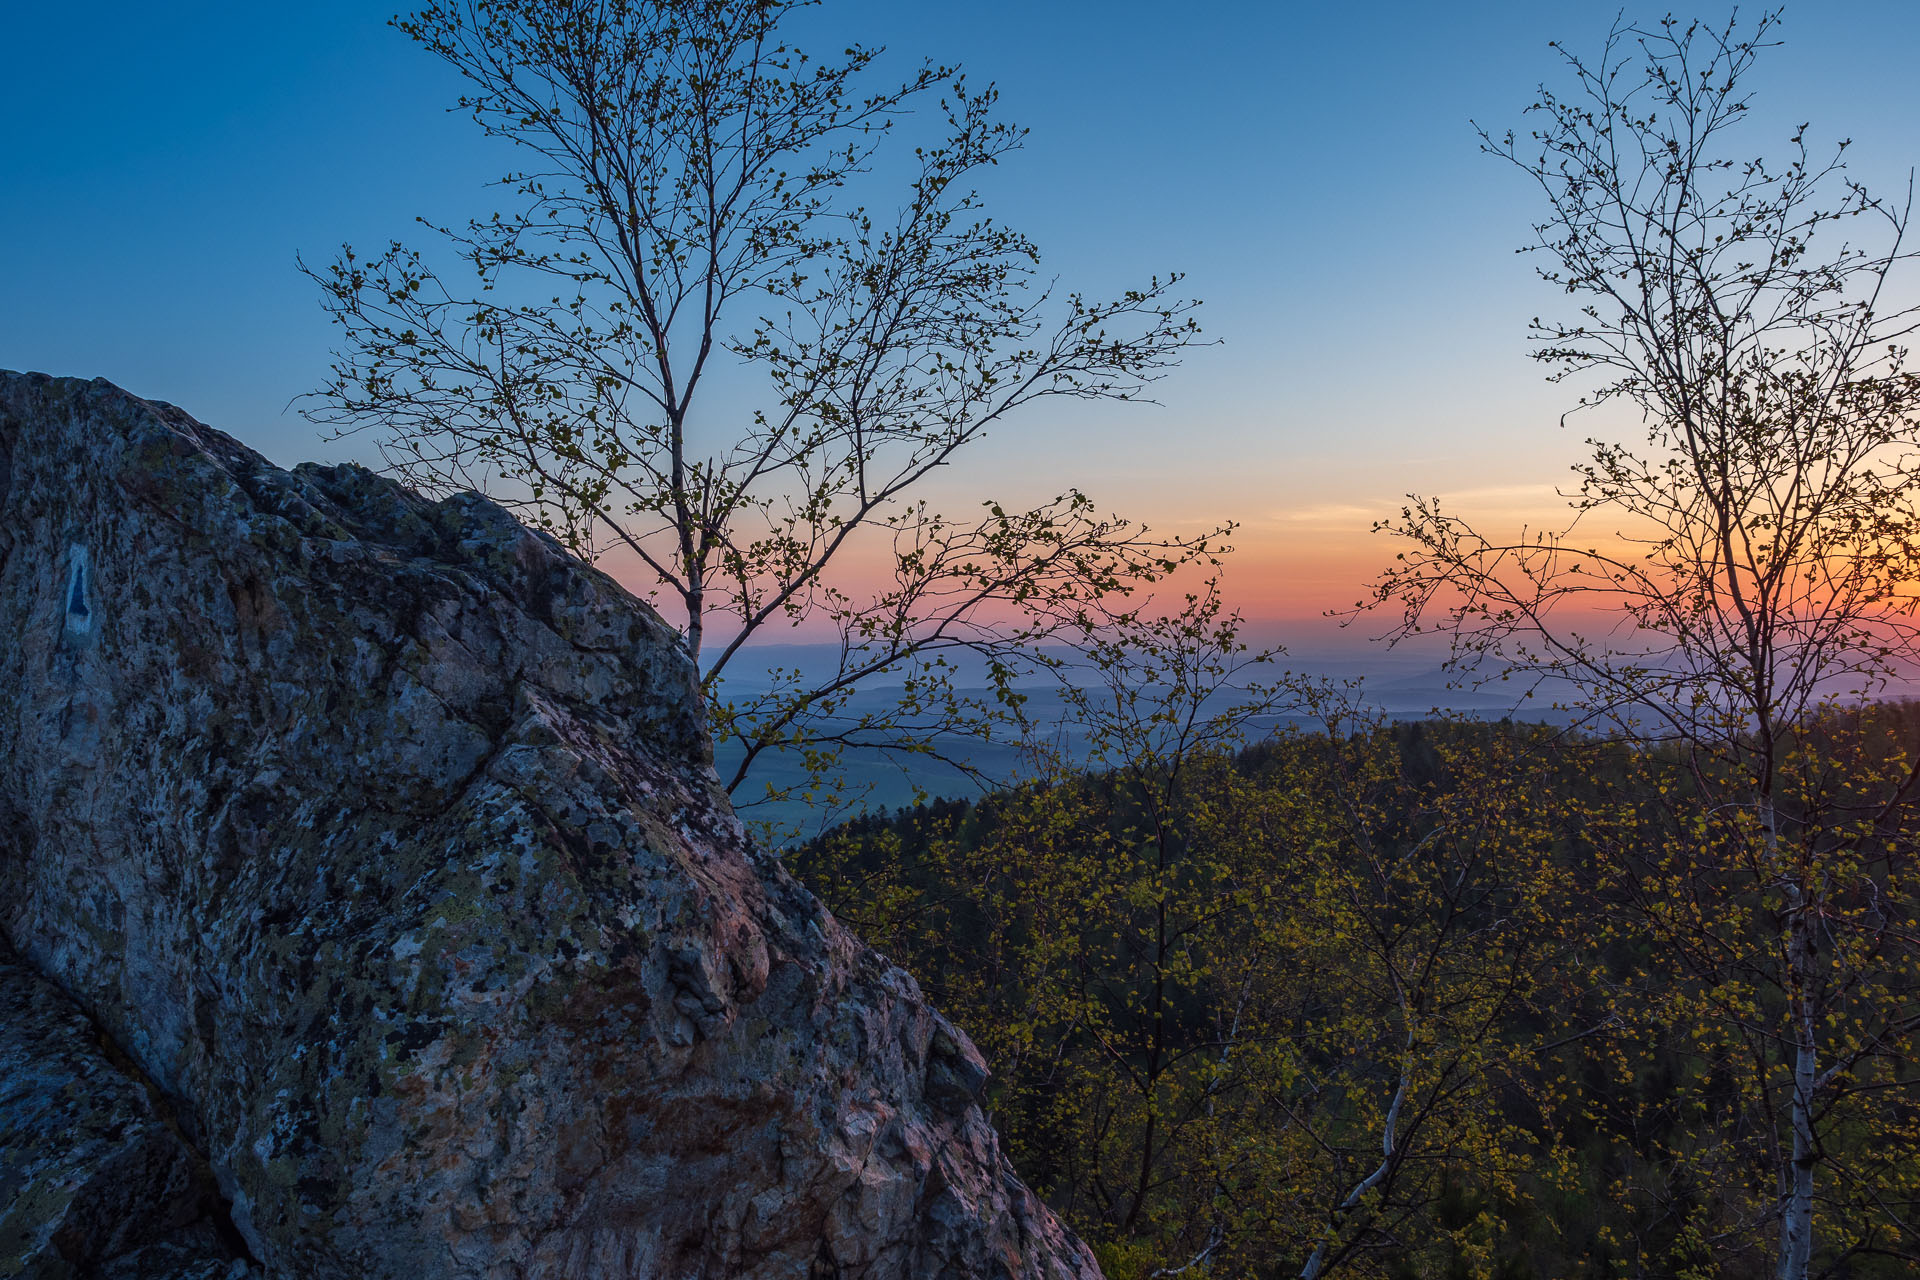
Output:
[{"xmin": 7, "ymin": 1, "xmax": 1917, "ymax": 629}]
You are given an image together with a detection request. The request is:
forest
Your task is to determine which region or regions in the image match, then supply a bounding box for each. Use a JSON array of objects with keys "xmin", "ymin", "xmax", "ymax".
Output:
[{"xmin": 795, "ymin": 704, "xmax": 1920, "ymax": 1278}]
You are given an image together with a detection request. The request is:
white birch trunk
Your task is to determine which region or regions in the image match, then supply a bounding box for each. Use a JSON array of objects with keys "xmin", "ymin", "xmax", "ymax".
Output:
[
  {"xmin": 1777, "ymin": 887, "xmax": 1817, "ymax": 1280},
  {"xmin": 1767, "ymin": 795, "xmax": 1816, "ymax": 1280}
]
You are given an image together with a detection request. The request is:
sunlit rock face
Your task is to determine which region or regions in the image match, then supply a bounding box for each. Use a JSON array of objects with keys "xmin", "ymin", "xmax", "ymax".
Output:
[{"xmin": 0, "ymin": 372, "xmax": 1098, "ymax": 1280}]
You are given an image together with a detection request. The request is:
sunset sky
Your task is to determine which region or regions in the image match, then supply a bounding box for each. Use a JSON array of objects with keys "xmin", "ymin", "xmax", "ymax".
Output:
[{"xmin": 7, "ymin": 1, "xmax": 1918, "ymax": 653}]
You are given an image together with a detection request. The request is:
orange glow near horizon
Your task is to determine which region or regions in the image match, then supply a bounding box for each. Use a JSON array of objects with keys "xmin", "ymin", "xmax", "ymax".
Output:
[{"xmin": 584, "ymin": 476, "xmax": 1610, "ymax": 648}]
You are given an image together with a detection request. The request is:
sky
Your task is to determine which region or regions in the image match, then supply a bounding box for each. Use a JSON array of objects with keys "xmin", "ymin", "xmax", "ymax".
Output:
[{"xmin": 6, "ymin": 1, "xmax": 1919, "ymax": 653}]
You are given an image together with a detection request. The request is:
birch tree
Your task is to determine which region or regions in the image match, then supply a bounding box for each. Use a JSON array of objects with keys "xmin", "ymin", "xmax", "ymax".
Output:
[
  {"xmin": 1369, "ymin": 12, "xmax": 1920, "ymax": 1275},
  {"xmin": 305, "ymin": 0, "xmax": 1214, "ymax": 818}
]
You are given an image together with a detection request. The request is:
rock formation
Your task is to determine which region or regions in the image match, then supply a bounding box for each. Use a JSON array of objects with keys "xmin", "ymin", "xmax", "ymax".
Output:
[
  {"xmin": 0, "ymin": 372, "xmax": 1099, "ymax": 1279},
  {"xmin": 0, "ymin": 943, "xmax": 256, "ymax": 1279}
]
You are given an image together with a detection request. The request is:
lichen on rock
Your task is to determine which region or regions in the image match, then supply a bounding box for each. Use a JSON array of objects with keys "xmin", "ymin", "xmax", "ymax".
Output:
[{"xmin": 0, "ymin": 372, "xmax": 1099, "ymax": 1280}]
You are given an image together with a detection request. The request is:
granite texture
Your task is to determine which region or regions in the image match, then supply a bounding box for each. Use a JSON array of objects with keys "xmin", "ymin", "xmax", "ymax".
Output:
[{"xmin": 0, "ymin": 372, "xmax": 1098, "ymax": 1280}]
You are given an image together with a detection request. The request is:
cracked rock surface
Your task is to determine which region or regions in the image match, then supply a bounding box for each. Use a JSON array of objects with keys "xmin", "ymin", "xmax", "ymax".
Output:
[
  {"xmin": 0, "ymin": 943, "xmax": 257, "ymax": 1279},
  {"xmin": 0, "ymin": 372, "xmax": 1099, "ymax": 1280}
]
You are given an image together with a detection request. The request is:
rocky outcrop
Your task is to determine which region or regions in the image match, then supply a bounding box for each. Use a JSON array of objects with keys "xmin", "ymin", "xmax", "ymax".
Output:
[
  {"xmin": 0, "ymin": 372, "xmax": 1098, "ymax": 1280},
  {"xmin": 0, "ymin": 943, "xmax": 257, "ymax": 1279}
]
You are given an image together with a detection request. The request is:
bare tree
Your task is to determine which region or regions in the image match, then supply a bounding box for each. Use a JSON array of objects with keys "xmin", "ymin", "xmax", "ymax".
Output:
[
  {"xmin": 306, "ymin": 0, "xmax": 1216, "ymax": 821},
  {"xmin": 1366, "ymin": 11, "xmax": 1920, "ymax": 1277}
]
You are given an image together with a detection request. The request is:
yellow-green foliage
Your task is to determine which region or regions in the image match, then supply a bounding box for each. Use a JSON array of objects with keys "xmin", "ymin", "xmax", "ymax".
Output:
[{"xmin": 796, "ymin": 703, "xmax": 1920, "ymax": 1278}]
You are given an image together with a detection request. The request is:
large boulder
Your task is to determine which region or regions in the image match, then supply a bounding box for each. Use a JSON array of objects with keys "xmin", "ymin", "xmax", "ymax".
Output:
[{"xmin": 0, "ymin": 372, "xmax": 1098, "ymax": 1280}]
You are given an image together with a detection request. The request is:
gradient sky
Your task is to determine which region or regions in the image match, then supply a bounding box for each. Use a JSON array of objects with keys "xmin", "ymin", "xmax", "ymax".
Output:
[{"xmin": 7, "ymin": 1, "xmax": 1918, "ymax": 649}]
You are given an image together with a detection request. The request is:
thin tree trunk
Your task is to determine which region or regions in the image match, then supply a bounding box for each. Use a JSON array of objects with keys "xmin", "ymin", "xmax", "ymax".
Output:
[
  {"xmin": 1766, "ymin": 794, "xmax": 1816, "ymax": 1280},
  {"xmin": 1299, "ymin": 991, "xmax": 1414, "ymax": 1280},
  {"xmin": 686, "ymin": 580, "xmax": 705, "ymax": 665},
  {"xmin": 1124, "ymin": 890, "xmax": 1169, "ymax": 1233},
  {"xmin": 1297, "ymin": 1066, "xmax": 1407, "ymax": 1280},
  {"xmin": 1777, "ymin": 881, "xmax": 1817, "ymax": 1280}
]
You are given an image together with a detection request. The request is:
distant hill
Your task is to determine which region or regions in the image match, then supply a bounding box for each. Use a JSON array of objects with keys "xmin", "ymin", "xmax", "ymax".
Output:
[{"xmin": 717, "ymin": 642, "xmax": 1587, "ymax": 838}]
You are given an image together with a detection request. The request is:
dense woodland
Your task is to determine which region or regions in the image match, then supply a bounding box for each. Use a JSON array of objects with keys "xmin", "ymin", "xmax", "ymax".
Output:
[{"xmin": 794, "ymin": 702, "xmax": 1920, "ymax": 1279}]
